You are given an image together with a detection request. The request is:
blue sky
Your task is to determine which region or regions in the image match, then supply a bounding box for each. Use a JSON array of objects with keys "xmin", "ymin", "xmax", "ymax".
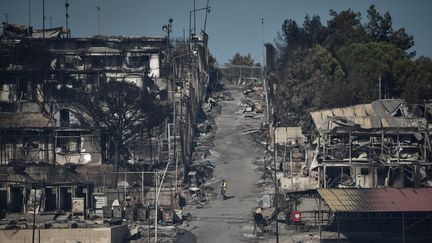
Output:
[{"xmin": 1, "ymin": 0, "xmax": 432, "ymax": 65}]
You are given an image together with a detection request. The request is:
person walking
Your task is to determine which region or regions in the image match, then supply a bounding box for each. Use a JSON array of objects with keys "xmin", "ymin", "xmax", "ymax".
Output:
[{"xmin": 220, "ymin": 179, "xmax": 227, "ymax": 200}]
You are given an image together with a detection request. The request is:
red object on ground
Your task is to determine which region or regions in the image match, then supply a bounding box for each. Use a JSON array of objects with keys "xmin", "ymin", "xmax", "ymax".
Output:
[{"xmin": 292, "ymin": 210, "xmax": 302, "ymax": 222}]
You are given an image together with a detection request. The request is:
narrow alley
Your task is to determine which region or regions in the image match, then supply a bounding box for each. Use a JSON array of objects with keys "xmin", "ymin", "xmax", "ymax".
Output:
[{"xmin": 179, "ymin": 84, "xmax": 265, "ymax": 243}]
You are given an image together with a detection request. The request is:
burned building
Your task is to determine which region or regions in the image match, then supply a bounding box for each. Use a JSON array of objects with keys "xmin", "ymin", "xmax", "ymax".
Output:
[
  {"xmin": 0, "ymin": 18, "xmax": 212, "ymax": 222},
  {"xmin": 0, "ymin": 21, "xmax": 171, "ymax": 166},
  {"xmin": 309, "ymin": 99, "xmax": 431, "ymax": 189},
  {"xmin": 0, "ymin": 23, "xmax": 172, "ymax": 215}
]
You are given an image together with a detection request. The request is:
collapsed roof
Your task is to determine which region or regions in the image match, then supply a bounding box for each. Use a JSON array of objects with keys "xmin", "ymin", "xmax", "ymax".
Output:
[
  {"xmin": 310, "ymin": 100, "xmax": 427, "ymax": 132},
  {"xmin": 2, "ymin": 22, "xmax": 69, "ymax": 38}
]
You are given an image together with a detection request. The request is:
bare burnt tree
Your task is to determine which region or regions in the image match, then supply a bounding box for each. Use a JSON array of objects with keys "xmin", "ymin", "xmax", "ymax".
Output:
[{"xmin": 66, "ymin": 81, "xmax": 168, "ymax": 180}]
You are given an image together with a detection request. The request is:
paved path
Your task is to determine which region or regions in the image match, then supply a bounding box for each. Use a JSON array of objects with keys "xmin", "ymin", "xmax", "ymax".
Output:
[{"xmin": 183, "ymin": 84, "xmax": 264, "ymax": 242}]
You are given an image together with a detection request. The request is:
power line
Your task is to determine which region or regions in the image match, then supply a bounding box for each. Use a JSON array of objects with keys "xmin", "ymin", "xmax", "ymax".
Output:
[{"xmin": 208, "ymin": 37, "xmax": 230, "ymax": 64}]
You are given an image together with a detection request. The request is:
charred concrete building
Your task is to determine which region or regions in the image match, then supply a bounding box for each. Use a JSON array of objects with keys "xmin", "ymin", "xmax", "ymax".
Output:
[
  {"xmin": 277, "ymin": 100, "xmax": 432, "ymax": 242},
  {"xmin": 0, "ymin": 20, "xmax": 211, "ymax": 230},
  {"xmin": 309, "ymin": 99, "xmax": 432, "ymax": 189},
  {"xmin": 0, "ymin": 23, "xmax": 172, "ymax": 216}
]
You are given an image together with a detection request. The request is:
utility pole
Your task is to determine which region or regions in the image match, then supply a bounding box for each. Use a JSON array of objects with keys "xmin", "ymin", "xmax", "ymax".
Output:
[
  {"xmin": 154, "ymin": 171, "xmax": 158, "ymax": 243},
  {"xmin": 193, "ymin": 0, "xmax": 196, "ymax": 36},
  {"xmin": 273, "ymin": 128, "xmax": 279, "ymax": 243},
  {"xmin": 28, "ymin": 0, "xmax": 31, "ymax": 26},
  {"xmin": 49, "ymin": 17, "xmax": 52, "ymax": 28},
  {"xmin": 97, "ymin": 5, "xmax": 101, "ymax": 35},
  {"xmin": 42, "ymin": 0, "xmax": 45, "ymax": 39},
  {"xmin": 174, "ymin": 100, "xmax": 178, "ymax": 194},
  {"xmin": 262, "ymin": 18, "xmax": 265, "ymax": 71},
  {"xmin": 65, "ymin": 0, "xmax": 70, "ymax": 38},
  {"xmin": 378, "ymin": 75, "xmax": 382, "ymax": 100},
  {"xmin": 262, "ymin": 18, "xmax": 271, "ymax": 125},
  {"xmin": 204, "ymin": 0, "xmax": 210, "ymax": 32},
  {"xmin": 31, "ymin": 186, "xmax": 37, "ymax": 243},
  {"xmin": 183, "ymin": 28, "xmax": 186, "ymax": 41},
  {"xmin": 162, "ymin": 18, "xmax": 173, "ymax": 45}
]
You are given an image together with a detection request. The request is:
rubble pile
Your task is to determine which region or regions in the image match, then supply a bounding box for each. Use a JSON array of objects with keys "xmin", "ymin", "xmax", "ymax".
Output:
[
  {"xmin": 183, "ymin": 90, "xmax": 223, "ymax": 209},
  {"xmin": 236, "ymin": 78, "xmax": 266, "ymax": 117}
]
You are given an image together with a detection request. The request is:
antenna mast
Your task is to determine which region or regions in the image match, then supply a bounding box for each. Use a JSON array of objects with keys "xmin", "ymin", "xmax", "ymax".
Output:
[
  {"xmin": 97, "ymin": 5, "xmax": 101, "ymax": 35},
  {"xmin": 65, "ymin": 0, "xmax": 70, "ymax": 38}
]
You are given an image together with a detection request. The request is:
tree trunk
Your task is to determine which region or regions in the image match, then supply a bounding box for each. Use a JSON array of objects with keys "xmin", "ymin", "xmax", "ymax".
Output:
[{"xmin": 113, "ymin": 139, "xmax": 121, "ymax": 185}]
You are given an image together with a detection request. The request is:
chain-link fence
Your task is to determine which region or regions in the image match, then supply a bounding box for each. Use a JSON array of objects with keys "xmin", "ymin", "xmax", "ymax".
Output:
[{"xmin": 218, "ymin": 64, "xmax": 263, "ymax": 83}]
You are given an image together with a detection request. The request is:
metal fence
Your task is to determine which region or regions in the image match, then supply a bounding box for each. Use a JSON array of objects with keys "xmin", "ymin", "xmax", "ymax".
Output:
[{"xmin": 219, "ymin": 64, "xmax": 263, "ymax": 83}]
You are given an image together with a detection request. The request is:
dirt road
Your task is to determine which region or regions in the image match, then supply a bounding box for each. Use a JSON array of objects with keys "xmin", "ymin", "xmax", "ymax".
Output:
[{"xmin": 178, "ymin": 84, "xmax": 265, "ymax": 242}]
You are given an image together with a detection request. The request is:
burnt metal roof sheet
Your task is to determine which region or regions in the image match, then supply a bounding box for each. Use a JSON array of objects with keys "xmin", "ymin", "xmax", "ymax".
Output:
[
  {"xmin": 85, "ymin": 46, "xmax": 121, "ymax": 55},
  {"xmin": 318, "ymin": 188, "xmax": 432, "ymax": 213},
  {"xmin": 309, "ymin": 99, "xmax": 427, "ymax": 131}
]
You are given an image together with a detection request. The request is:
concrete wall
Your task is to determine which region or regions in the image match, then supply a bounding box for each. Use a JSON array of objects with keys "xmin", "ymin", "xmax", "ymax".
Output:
[
  {"xmin": 353, "ymin": 167, "xmax": 378, "ymax": 188},
  {"xmin": 149, "ymin": 53, "xmax": 160, "ymax": 78},
  {"xmin": 0, "ymin": 224, "xmax": 128, "ymax": 243}
]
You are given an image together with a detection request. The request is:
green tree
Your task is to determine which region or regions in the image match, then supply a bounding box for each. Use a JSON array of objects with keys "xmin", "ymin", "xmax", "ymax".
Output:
[
  {"xmin": 312, "ymin": 45, "xmax": 348, "ymax": 108},
  {"xmin": 336, "ymin": 42, "xmax": 411, "ymax": 103},
  {"xmin": 403, "ymin": 57, "xmax": 432, "ymax": 103},
  {"xmin": 270, "ymin": 5, "xmax": 420, "ymax": 129},
  {"xmin": 229, "ymin": 53, "xmax": 255, "ymax": 66},
  {"xmin": 366, "ymin": 5, "xmax": 414, "ymax": 54},
  {"xmin": 322, "ymin": 9, "xmax": 368, "ymax": 52}
]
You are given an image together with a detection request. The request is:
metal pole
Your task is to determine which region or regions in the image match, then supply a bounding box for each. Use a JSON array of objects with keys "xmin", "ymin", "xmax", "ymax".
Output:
[
  {"xmin": 168, "ymin": 123, "xmax": 171, "ymax": 165},
  {"xmin": 97, "ymin": 5, "xmax": 101, "ymax": 35},
  {"xmin": 290, "ymin": 147, "xmax": 293, "ymax": 187},
  {"xmin": 204, "ymin": 0, "xmax": 210, "ymax": 32},
  {"xmin": 189, "ymin": 11, "xmax": 192, "ymax": 38},
  {"xmin": 32, "ymin": 187, "xmax": 37, "ymax": 243},
  {"xmin": 124, "ymin": 172, "xmax": 127, "ymax": 202},
  {"xmin": 28, "ymin": 0, "xmax": 31, "ymax": 26},
  {"xmin": 273, "ymin": 128, "xmax": 279, "ymax": 243},
  {"xmin": 65, "ymin": 0, "xmax": 69, "ymax": 38},
  {"xmin": 262, "ymin": 17, "xmax": 265, "ymax": 73},
  {"xmin": 193, "ymin": 0, "xmax": 196, "ymax": 36},
  {"xmin": 174, "ymin": 101, "xmax": 178, "ymax": 194},
  {"xmin": 379, "ymin": 75, "xmax": 382, "ymax": 100},
  {"xmin": 349, "ymin": 132, "xmax": 352, "ymax": 163},
  {"xmin": 142, "ymin": 171, "xmax": 144, "ymax": 205},
  {"xmin": 154, "ymin": 171, "xmax": 158, "ymax": 243},
  {"xmin": 42, "ymin": 0, "xmax": 45, "ymax": 39}
]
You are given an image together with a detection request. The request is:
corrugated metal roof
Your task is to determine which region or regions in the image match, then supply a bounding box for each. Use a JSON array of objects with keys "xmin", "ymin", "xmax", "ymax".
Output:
[
  {"xmin": 318, "ymin": 188, "xmax": 432, "ymax": 213},
  {"xmin": 86, "ymin": 46, "xmax": 121, "ymax": 55},
  {"xmin": 309, "ymin": 99, "xmax": 427, "ymax": 131}
]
